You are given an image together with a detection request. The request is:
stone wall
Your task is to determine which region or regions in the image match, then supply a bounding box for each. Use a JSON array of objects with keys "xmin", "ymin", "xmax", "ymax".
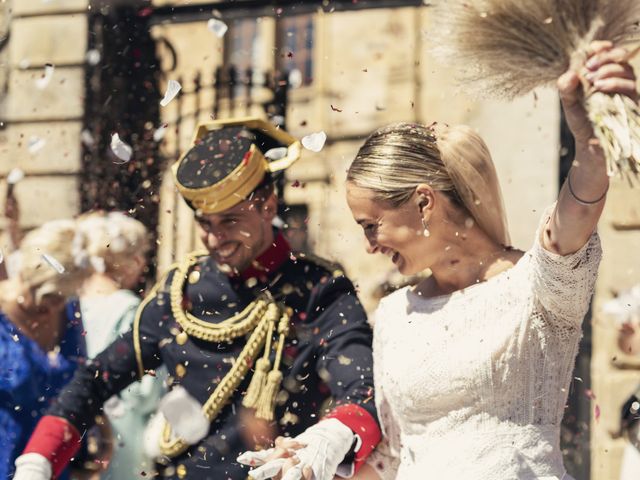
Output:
[{"xmin": 0, "ymin": 0, "xmax": 88, "ymax": 250}]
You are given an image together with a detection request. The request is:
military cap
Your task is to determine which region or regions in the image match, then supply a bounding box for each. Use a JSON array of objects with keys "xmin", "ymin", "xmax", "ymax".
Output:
[{"xmin": 172, "ymin": 117, "xmax": 301, "ymax": 214}]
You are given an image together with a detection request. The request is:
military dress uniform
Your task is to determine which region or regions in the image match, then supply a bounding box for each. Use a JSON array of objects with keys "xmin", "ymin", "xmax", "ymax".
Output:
[{"xmin": 19, "ymin": 118, "xmax": 380, "ymax": 479}]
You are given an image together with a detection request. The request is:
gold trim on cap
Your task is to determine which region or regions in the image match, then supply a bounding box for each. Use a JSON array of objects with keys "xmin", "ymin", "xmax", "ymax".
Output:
[
  {"xmin": 172, "ymin": 117, "xmax": 302, "ymax": 214},
  {"xmin": 172, "ymin": 144, "xmax": 268, "ymax": 214}
]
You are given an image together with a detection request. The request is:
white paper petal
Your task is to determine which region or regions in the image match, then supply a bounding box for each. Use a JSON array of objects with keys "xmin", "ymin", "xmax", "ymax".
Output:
[
  {"xmin": 264, "ymin": 147, "xmax": 288, "ymax": 160},
  {"xmin": 35, "ymin": 64, "xmax": 55, "ymax": 90},
  {"xmin": 18, "ymin": 58, "xmax": 31, "ymax": 70},
  {"xmin": 7, "ymin": 168, "xmax": 25, "ymax": 185},
  {"xmin": 159, "ymin": 386, "xmax": 209, "ymax": 445},
  {"xmin": 86, "ymin": 49, "xmax": 101, "ymax": 66},
  {"xmin": 153, "ymin": 124, "xmax": 169, "ymax": 142},
  {"xmin": 207, "ymin": 18, "xmax": 228, "ymax": 38},
  {"xmin": 0, "ymin": 248, "xmax": 3, "ymax": 265},
  {"xmin": 110, "ymin": 133, "xmax": 133, "ymax": 163},
  {"xmin": 81, "ymin": 129, "xmax": 95, "ymax": 147},
  {"xmin": 160, "ymin": 80, "xmax": 182, "ymax": 107},
  {"xmin": 41, "ymin": 253, "xmax": 65, "ymax": 274},
  {"xmin": 28, "ymin": 136, "xmax": 46, "ymax": 154},
  {"xmin": 288, "ymin": 69, "xmax": 303, "ymax": 89},
  {"xmin": 301, "ymin": 131, "xmax": 327, "ymax": 153}
]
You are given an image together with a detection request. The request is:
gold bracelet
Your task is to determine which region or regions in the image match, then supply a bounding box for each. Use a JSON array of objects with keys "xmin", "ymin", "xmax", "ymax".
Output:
[{"xmin": 567, "ymin": 170, "xmax": 609, "ymax": 206}]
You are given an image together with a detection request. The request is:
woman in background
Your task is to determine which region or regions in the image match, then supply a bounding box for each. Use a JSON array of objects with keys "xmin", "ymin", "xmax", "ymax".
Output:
[
  {"xmin": 0, "ymin": 220, "xmax": 88, "ymax": 479},
  {"xmin": 76, "ymin": 211, "xmax": 165, "ymax": 479}
]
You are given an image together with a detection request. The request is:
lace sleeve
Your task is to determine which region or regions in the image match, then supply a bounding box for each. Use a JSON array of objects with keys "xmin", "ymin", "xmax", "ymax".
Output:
[
  {"xmin": 365, "ymin": 302, "xmax": 401, "ymax": 479},
  {"xmin": 531, "ymin": 206, "xmax": 602, "ymax": 325}
]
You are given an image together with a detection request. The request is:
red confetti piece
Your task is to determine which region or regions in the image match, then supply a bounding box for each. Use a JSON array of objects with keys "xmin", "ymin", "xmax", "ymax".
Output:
[{"xmin": 594, "ymin": 404, "xmax": 601, "ymax": 422}]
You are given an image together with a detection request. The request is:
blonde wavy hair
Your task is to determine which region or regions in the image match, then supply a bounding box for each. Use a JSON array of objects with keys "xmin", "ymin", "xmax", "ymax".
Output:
[
  {"xmin": 74, "ymin": 211, "xmax": 149, "ymax": 276},
  {"xmin": 347, "ymin": 122, "xmax": 511, "ymax": 246},
  {"xmin": 18, "ymin": 219, "xmax": 88, "ymax": 302}
]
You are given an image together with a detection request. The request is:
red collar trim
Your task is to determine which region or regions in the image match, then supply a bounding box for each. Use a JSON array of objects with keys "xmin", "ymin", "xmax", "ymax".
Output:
[{"xmin": 238, "ymin": 233, "xmax": 291, "ymax": 281}]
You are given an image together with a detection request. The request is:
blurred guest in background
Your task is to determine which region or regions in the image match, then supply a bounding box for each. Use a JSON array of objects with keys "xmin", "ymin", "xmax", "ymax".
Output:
[
  {"xmin": 75, "ymin": 211, "xmax": 165, "ymax": 479},
  {"xmin": 0, "ymin": 219, "xmax": 88, "ymax": 479},
  {"xmin": 606, "ymin": 285, "xmax": 640, "ymax": 480}
]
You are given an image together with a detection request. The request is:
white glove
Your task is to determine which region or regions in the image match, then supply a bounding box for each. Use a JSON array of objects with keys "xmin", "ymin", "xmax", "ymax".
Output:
[
  {"xmin": 158, "ymin": 386, "xmax": 209, "ymax": 444},
  {"xmin": 13, "ymin": 453, "xmax": 52, "ymax": 480},
  {"xmin": 238, "ymin": 418, "xmax": 355, "ymax": 480}
]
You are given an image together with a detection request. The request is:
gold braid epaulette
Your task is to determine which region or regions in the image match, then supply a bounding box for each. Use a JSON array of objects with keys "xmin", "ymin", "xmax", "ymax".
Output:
[{"xmin": 158, "ymin": 251, "xmax": 288, "ymax": 458}]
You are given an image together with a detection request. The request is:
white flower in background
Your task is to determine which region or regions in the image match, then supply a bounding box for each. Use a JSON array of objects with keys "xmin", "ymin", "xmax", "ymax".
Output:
[
  {"xmin": 35, "ymin": 63, "xmax": 55, "ymax": 90},
  {"xmin": 207, "ymin": 18, "xmax": 228, "ymax": 38},
  {"xmin": 110, "ymin": 133, "xmax": 133, "ymax": 163},
  {"xmin": 160, "ymin": 80, "xmax": 182, "ymax": 107},
  {"xmin": 302, "ymin": 131, "xmax": 327, "ymax": 152},
  {"xmin": 41, "ymin": 253, "xmax": 65, "ymax": 274},
  {"xmin": 27, "ymin": 136, "xmax": 46, "ymax": 154}
]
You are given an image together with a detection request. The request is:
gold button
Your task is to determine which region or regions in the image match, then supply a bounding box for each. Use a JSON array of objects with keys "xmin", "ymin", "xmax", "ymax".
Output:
[
  {"xmin": 176, "ymin": 331, "xmax": 188, "ymax": 345},
  {"xmin": 188, "ymin": 270, "xmax": 201, "ymax": 284},
  {"xmin": 175, "ymin": 364, "xmax": 187, "ymax": 378},
  {"xmin": 177, "ymin": 464, "xmax": 187, "ymax": 478}
]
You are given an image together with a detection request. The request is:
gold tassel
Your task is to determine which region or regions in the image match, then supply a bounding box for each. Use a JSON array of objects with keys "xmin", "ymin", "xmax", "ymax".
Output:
[
  {"xmin": 255, "ymin": 310, "xmax": 290, "ymax": 421},
  {"xmin": 243, "ymin": 310, "xmax": 276, "ymax": 409},
  {"xmin": 256, "ymin": 370, "xmax": 283, "ymax": 421},
  {"xmin": 242, "ymin": 357, "xmax": 270, "ymax": 409}
]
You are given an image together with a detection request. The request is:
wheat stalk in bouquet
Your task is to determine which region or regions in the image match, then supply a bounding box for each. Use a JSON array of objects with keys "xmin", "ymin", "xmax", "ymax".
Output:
[{"xmin": 430, "ymin": 0, "xmax": 640, "ymax": 184}]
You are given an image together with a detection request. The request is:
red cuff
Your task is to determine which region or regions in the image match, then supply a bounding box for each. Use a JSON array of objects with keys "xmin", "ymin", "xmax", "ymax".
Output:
[
  {"xmin": 325, "ymin": 404, "xmax": 381, "ymax": 473},
  {"xmin": 23, "ymin": 416, "xmax": 82, "ymax": 479}
]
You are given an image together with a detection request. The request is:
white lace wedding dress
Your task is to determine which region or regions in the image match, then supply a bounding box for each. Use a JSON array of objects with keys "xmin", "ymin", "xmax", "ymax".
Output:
[{"xmin": 368, "ymin": 212, "xmax": 601, "ymax": 479}]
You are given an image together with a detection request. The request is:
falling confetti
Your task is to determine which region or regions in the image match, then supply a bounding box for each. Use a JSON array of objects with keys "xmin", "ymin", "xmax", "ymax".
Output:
[
  {"xmin": 42, "ymin": 253, "xmax": 65, "ymax": 274},
  {"xmin": 207, "ymin": 18, "xmax": 228, "ymax": 38},
  {"xmin": 153, "ymin": 124, "xmax": 169, "ymax": 142},
  {"xmin": 81, "ymin": 129, "xmax": 95, "ymax": 147},
  {"xmin": 330, "ymin": 104, "xmax": 343, "ymax": 112},
  {"xmin": 160, "ymin": 80, "xmax": 182, "ymax": 107},
  {"xmin": 85, "ymin": 49, "xmax": 101, "ymax": 66},
  {"xmin": 35, "ymin": 63, "xmax": 55, "ymax": 90},
  {"xmin": 0, "ymin": 248, "xmax": 3, "ymax": 264},
  {"xmin": 28, "ymin": 136, "xmax": 46, "ymax": 154},
  {"xmin": 264, "ymin": 147, "xmax": 288, "ymax": 160},
  {"xmin": 7, "ymin": 168, "xmax": 25, "ymax": 185},
  {"xmin": 301, "ymin": 131, "xmax": 327, "ymax": 152},
  {"xmin": 110, "ymin": 133, "xmax": 133, "ymax": 163},
  {"xmin": 288, "ymin": 69, "xmax": 303, "ymax": 88},
  {"xmin": 594, "ymin": 404, "xmax": 601, "ymax": 422}
]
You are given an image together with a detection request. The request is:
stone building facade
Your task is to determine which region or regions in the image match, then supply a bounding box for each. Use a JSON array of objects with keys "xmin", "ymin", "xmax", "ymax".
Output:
[{"xmin": 1, "ymin": 1, "xmax": 639, "ymax": 478}]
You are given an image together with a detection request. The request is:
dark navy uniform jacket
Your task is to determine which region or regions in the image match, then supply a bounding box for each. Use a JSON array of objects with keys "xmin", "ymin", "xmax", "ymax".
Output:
[{"xmin": 47, "ymin": 233, "xmax": 380, "ymax": 479}]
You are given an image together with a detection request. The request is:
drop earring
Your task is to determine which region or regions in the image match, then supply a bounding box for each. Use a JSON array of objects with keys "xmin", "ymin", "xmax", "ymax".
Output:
[{"xmin": 421, "ymin": 218, "xmax": 430, "ymax": 237}]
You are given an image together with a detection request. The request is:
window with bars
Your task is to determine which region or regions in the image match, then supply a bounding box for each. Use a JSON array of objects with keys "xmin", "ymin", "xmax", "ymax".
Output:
[
  {"xmin": 225, "ymin": 17, "xmax": 259, "ymax": 98},
  {"xmin": 277, "ymin": 14, "xmax": 314, "ymax": 87}
]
